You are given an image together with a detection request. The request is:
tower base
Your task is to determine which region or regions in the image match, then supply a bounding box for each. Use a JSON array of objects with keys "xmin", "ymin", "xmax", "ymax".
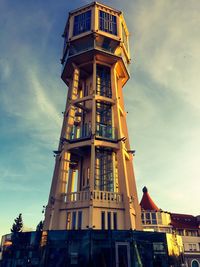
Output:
[{"xmin": 1, "ymin": 230, "xmax": 184, "ymax": 266}]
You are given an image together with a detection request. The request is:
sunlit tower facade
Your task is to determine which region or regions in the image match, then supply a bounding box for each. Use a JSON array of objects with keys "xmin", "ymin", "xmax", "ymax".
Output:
[{"xmin": 44, "ymin": 2, "xmax": 142, "ymax": 231}]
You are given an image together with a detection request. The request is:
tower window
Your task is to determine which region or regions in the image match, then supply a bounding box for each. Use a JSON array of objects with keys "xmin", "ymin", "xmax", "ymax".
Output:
[
  {"xmin": 95, "ymin": 148, "xmax": 114, "ymax": 192},
  {"xmin": 72, "ymin": 211, "xmax": 76, "ymax": 229},
  {"xmin": 107, "ymin": 212, "xmax": 111, "ymax": 230},
  {"xmin": 113, "ymin": 212, "xmax": 117, "ymax": 230},
  {"xmin": 78, "ymin": 211, "xmax": 82, "ymax": 229},
  {"xmin": 99, "ymin": 10, "xmax": 117, "ymax": 35},
  {"xmin": 96, "ymin": 102, "xmax": 112, "ymax": 126},
  {"xmin": 96, "ymin": 65, "xmax": 112, "ymax": 98},
  {"xmin": 101, "ymin": 211, "xmax": 105, "ymax": 230},
  {"xmin": 73, "ymin": 10, "xmax": 91, "ymax": 36}
]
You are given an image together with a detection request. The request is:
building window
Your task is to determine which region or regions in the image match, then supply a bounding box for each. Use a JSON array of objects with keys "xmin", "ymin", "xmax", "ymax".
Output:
[
  {"xmin": 101, "ymin": 212, "xmax": 105, "ymax": 230},
  {"xmin": 189, "ymin": 244, "xmax": 193, "ymax": 251},
  {"xmin": 78, "ymin": 211, "xmax": 82, "ymax": 230},
  {"xmin": 193, "ymin": 244, "xmax": 197, "ymax": 251},
  {"xmin": 113, "ymin": 212, "xmax": 117, "ymax": 230},
  {"xmin": 153, "ymin": 242, "xmax": 165, "ymax": 252},
  {"xmin": 177, "ymin": 229, "xmax": 184, "ymax": 236},
  {"xmin": 192, "ymin": 260, "xmax": 200, "ymax": 267},
  {"xmin": 142, "ymin": 212, "xmax": 159, "ymax": 225},
  {"xmin": 151, "ymin": 212, "xmax": 157, "ymax": 225},
  {"xmin": 141, "ymin": 213, "xmax": 145, "ymax": 224},
  {"xmin": 191, "ymin": 231, "xmax": 198, "ymax": 237},
  {"xmin": 107, "ymin": 212, "xmax": 111, "ymax": 230},
  {"xmin": 146, "ymin": 213, "xmax": 151, "ymax": 224},
  {"xmin": 73, "ymin": 10, "xmax": 91, "ymax": 36},
  {"xmin": 99, "ymin": 10, "xmax": 117, "ymax": 35},
  {"xmin": 157, "ymin": 212, "xmax": 162, "ymax": 224},
  {"xmin": 72, "ymin": 211, "xmax": 76, "ymax": 230},
  {"xmin": 96, "ymin": 65, "xmax": 112, "ymax": 98},
  {"xmin": 189, "ymin": 244, "xmax": 198, "ymax": 251}
]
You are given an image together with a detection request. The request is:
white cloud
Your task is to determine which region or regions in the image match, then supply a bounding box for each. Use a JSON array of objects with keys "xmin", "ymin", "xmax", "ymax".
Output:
[
  {"xmin": 122, "ymin": 0, "xmax": 200, "ymax": 215},
  {"xmin": 29, "ymin": 69, "xmax": 61, "ymax": 126},
  {"xmin": 131, "ymin": 0, "xmax": 200, "ymax": 109}
]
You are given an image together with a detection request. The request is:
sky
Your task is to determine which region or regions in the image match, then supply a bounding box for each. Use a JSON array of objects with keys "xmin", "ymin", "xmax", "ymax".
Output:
[{"xmin": 0, "ymin": 0, "xmax": 200, "ymax": 238}]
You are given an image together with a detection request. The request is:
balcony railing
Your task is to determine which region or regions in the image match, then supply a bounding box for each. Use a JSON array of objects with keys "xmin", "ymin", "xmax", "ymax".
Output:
[
  {"xmin": 70, "ymin": 123, "xmax": 91, "ymax": 141},
  {"xmin": 62, "ymin": 190, "xmax": 123, "ymax": 203},
  {"xmin": 69, "ymin": 123, "xmax": 117, "ymax": 141},
  {"xmin": 96, "ymin": 123, "xmax": 117, "ymax": 141}
]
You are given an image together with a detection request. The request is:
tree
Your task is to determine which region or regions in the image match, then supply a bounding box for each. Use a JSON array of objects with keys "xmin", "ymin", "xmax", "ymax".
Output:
[
  {"xmin": 36, "ymin": 220, "xmax": 43, "ymax": 231},
  {"xmin": 11, "ymin": 213, "xmax": 23, "ymax": 233}
]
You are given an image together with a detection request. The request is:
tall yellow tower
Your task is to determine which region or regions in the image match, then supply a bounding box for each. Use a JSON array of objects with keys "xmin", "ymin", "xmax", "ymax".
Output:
[{"xmin": 44, "ymin": 2, "xmax": 141, "ymax": 231}]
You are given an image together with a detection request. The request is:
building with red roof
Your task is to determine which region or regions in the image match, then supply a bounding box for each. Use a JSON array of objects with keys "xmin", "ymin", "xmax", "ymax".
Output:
[
  {"xmin": 140, "ymin": 186, "xmax": 200, "ymax": 267},
  {"xmin": 171, "ymin": 213, "xmax": 199, "ymax": 235},
  {"xmin": 140, "ymin": 186, "xmax": 172, "ymax": 233},
  {"xmin": 170, "ymin": 213, "xmax": 200, "ymax": 267}
]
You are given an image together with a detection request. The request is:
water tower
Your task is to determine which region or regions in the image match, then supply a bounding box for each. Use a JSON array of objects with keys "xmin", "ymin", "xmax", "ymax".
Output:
[{"xmin": 44, "ymin": 1, "xmax": 142, "ymax": 231}]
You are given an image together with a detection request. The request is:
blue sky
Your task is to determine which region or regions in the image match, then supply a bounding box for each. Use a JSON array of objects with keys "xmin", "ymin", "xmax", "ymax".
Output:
[{"xmin": 0, "ymin": 0, "xmax": 200, "ymax": 237}]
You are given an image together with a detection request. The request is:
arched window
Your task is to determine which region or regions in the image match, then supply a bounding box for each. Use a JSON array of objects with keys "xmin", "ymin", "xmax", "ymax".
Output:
[{"xmin": 192, "ymin": 259, "xmax": 200, "ymax": 267}]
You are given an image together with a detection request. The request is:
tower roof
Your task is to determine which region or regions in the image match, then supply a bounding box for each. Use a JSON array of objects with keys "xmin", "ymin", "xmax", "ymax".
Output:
[
  {"xmin": 140, "ymin": 186, "xmax": 160, "ymax": 211},
  {"xmin": 69, "ymin": 2, "xmax": 121, "ymax": 16}
]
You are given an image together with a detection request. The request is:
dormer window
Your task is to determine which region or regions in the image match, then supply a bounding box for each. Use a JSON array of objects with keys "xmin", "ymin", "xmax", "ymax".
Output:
[
  {"xmin": 73, "ymin": 10, "xmax": 91, "ymax": 36},
  {"xmin": 99, "ymin": 10, "xmax": 117, "ymax": 35}
]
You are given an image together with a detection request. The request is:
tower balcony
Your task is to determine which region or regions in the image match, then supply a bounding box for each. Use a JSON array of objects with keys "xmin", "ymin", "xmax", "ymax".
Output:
[
  {"xmin": 62, "ymin": 35, "xmax": 119, "ymax": 70},
  {"xmin": 69, "ymin": 123, "xmax": 118, "ymax": 142},
  {"xmin": 70, "ymin": 123, "xmax": 91, "ymax": 141},
  {"xmin": 61, "ymin": 35, "xmax": 130, "ymax": 83},
  {"xmin": 96, "ymin": 123, "xmax": 118, "ymax": 141},
  {"xmin": 62, "ymin": 190, "xmax": 123, "ymax": 209}
]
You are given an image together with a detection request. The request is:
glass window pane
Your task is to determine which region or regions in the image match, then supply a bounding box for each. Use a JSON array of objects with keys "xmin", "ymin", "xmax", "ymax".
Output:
[
  {"xmin": 72, "ymin": 212, "xmax": 76, "ymax": 230},
  {"xmin": 78, "ymin": 211, "xmax": 82, "ymax": 230},
  {"xmin": 151, "ymin": 213, "xmax": 156, "ymax": 220},
  {"xmin": 99, "ymin": 10, "xmax": 117, "ymax": 35},
  {"xmin": 146, "ymin": 213, "xmax": 151, "ymax": 224},
  {"xmin": 192, "ymin": 260, "xmax": 199, "ymax": 267},
  {"xmin": 95, "ymin": 148, "xmax": 114, "ymax": 192},
  {"xmin": 151, "ymin": 213, "xmax": 157, "ymax": 224},
  {"xmin": 101, "ymin": 212, "xmax": 105, "ymax": 230},
  {"xmin": 113, "ymin": 212, "xmax": 117, "ymax": 230},
  {"xmin": 96, "ymin": 65, "xmax": 112, "ymax": 98},
  {"xmin": 107, "ymin": 212, "xmax": 111, "ymax": 230},
  {"xmin": 146, "ymin": 213, "xmax": 150, "ymax": 219},
  {"xmin": 73, "ymin": 10, "xmax": 91, "ymax": 36}
]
